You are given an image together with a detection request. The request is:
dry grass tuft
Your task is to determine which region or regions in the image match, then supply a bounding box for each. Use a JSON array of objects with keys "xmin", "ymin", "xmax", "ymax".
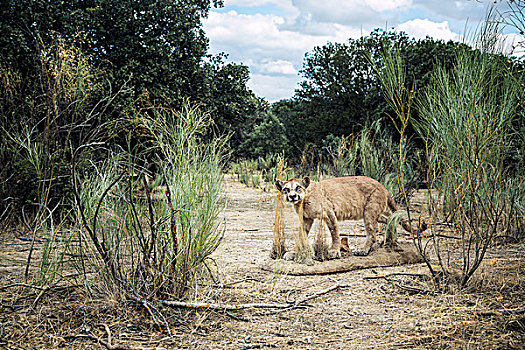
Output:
[
  {"xmin": 271, "ymin": 157, "xmax": 286, "ymax": 259},
  {"xmin": 292, "ymin": 200, "xmax": 314, "ymax": 265}
]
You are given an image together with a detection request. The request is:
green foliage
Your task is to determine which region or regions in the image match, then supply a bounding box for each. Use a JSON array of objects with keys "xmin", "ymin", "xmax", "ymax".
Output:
[
  {"xmin": 141, "ymin": 104, "xmax": 226, "ymax": 297},
  {"xmin": 0, "ymin": 0, "xmax": 259, "ymax": 221},
  {"xmin": 326, "ymin": 121, "xmax": 416, "ymax": 196},
  {"xmin": 240, "ymin": 112, "xmax": 290, "ymax": 159},
  {"xmin": 64, "ymin": 103, "xmax": 226, "ymax": 298},
  {"xmin": 321, "ymin": 134, "xmax": 358, "ymax": 177},
  {"xmin": 292, "ymin": 30, "xmax": 470, "ymax": 152},
  {"xmin": 413, "ymin": 18, "xmax": 525, "ymax": 286},
  {"xmin": 228, "ymin": 154, "xmax": 297, "ymax": 191},
  {"xmin": 0, "ymin": 0, "xmax": 257, "ymax": 147},
  {"xmin": 267, "ymin": 29, "xmax": 523, "ymax": 195},
  {"xmin": 0, "ymin": 34, "xmax": 106, "ymax": 221},
  {"xmin": 1, "ymin": 0, "xmax": 215, "ymax": 96}
]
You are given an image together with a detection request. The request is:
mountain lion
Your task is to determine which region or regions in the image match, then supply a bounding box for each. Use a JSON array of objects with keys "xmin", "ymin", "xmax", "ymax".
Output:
[{"xmin": 275, "ymin": 176, "xmax": 426, "ymax": 258}]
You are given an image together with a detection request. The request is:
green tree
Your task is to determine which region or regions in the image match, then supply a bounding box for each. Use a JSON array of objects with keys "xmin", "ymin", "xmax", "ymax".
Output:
[
  {"xmin": 0, "ymin": 0, "xmax": 259, "ymax": 219},
  {"xmin": 199, "ymin": 54, "xmax": 260, "ymax": 147},
  {"xmin": 270, "ymin": 99, "xmax": 309, "ymax": 157},
  {"xmin": 0, "ymin": 0, "xmax": 257, "ymax": 136},
  {"xmin": 239, "ymin": 111, "xmax": 290, "ymax": 158},
  {"xmin": 294, "ymin": 30, "xmax": 469, "ymax": 150}
]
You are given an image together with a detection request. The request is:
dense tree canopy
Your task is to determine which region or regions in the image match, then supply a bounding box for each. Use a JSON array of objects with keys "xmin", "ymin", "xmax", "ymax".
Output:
[
  {"xmin": 0, "ymin": 0, "xmax": 257, "ymax": 136},
  {"xmin": 284, "ymin": 30, "xmax": 471, "ymax": 154},
  {"xmin": 245, "ymin": 29, "xmax": 524, "ymax": 168}
]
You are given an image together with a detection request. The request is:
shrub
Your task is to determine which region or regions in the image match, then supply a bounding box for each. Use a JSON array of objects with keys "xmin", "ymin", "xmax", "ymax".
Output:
[{"xmin": 371, "ymin": 12, "xmax": 525, "ymax": 288}]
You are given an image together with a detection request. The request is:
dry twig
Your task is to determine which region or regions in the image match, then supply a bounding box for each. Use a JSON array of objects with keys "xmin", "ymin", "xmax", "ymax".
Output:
[
  {"xmin": 67, "ymin": 323, "xmax": 138, "ymax": 350},
  {"xmin": 363, "ymin": 272, "xmax": 429, "ymax": 280},
  {"xmin": 161, "ymin": 279, "xmax": 350, "ymax": 312},
  {"xmin": 363, "ymin": 273, "xmax": 434, "ymax": 294}
]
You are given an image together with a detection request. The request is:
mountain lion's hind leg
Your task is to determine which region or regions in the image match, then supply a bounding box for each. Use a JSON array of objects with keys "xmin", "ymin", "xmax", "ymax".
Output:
[
  {"xmin": 354, "ymin": 210, "xmax": 380, "ymax": 256},
  {"xmin": 326, "ymin": 210, "xmax": 341, "ymax": 259}
]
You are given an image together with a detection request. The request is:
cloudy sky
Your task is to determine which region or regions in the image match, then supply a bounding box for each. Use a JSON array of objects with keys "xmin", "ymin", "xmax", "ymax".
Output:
[{"xmin": 203, "ymin": 0, "xmax": 524, "ymax": 102}]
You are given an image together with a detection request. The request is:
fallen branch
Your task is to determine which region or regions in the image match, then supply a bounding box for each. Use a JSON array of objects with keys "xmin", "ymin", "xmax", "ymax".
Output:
[
  {"xmin": 363, "ymin": 272, "xmax": 430, "ymax": 280},
  {"xmin": 398, "ymin": 232, "xmax": 461, "ymax": 240},
  {"xmin": 362, "ymin": 273, "xmax": 434, "ymax": 294},
  {"xmin": 70, "ymin": 333, "xmax": 134, "ymax": 350},
  {"xmin": 392, "ymin": 282, "xmax": 434, "ymax": 295},
  {"xmin": 291, "ymin": 280, "xmax": 349, "ymax": 306},
  {"xmin": 0, "ymin": 283, "xmax": 48, "ymax": 291},
  {"xmin": 224, "ymin": 277, "xmax": 261, "ymax": 286},
  {"xmin": 161, "ymin": 280, "xmax": 350, "ymax": 312},
  {"xmin": 161, "ymin": 300, "xmax": 291, "ymax": 310},
  {"xmin": 15, "ymin": 235, "xmax": 45, "ymax": 243}
]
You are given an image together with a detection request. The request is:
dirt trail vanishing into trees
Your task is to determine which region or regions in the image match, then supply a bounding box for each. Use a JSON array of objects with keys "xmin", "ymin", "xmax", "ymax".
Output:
[{"xmin": 0, "ymin": 177, "xmax": 523, "ymax": 349}]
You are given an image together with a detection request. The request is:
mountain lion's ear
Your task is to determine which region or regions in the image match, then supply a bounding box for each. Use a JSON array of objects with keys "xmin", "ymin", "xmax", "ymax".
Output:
[
  {"xmin": 275, "ymin": 179, "xmax": 284, "ymax": 192},
  {"xmin": 302, "ymin": 176, "xmax": 311, "ymax": 189}
]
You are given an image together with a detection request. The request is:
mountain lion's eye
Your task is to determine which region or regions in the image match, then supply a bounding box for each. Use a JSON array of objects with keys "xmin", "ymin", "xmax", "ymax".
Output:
[
  {"xmin": 283, "ymin": 188, "xmax": 289, "ymax": 193},
  {"xmin": 295, "ymin": 186, "xmax": 301, "ymax": 191}
]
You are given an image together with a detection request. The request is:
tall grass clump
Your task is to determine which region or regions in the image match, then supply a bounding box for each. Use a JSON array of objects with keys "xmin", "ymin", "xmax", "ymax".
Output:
[
  {"xmin": 417, "ymin": 41, "xmax": 522, "ymax": 286},
  {"xmin": 271, "ymin": 157, "xmax": 286, "ymax": 259},
  {"xmin": 68, "ymin": 103, "xmax": 226, "ymax": 300},
  {"xmin": 271, "ymin": 156, "xmax": 314, "ymax": 265},
  {"xmin": 0, "ymin": 33, "xmax": 122, "ymax": 287},
  {"xmin": 368, "ymin": 45, "xmax": 426, "ymax": 248},
  {"xmin": 0, "ymin": 34, "xmax": 104, "ymax": 226},
  {"xmin": 371, "ymin": 11, "xmax": 524, "ymax": 288},
  {"xmin": 417, "ymin": 15, "xmax": 523, "ymax": 287},
  {"xmin": 322, "ymin": 134, "xmax": 358, "ymax": 177},
  {"xmin": 293, "ymin": 200, "xmax": 314, "ymax": 265},
  {"xmin": 143, "ymin": 104, "xmax": 226, "ymax": 297},
  {"xmin": 300, "ymin": 119, "xmax": 418, "ymax": 200}
]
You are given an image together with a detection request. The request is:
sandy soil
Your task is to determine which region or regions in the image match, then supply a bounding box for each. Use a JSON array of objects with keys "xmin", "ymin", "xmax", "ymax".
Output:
[{"xmin": 0, "ymin": 177, "xmax": 524, "ymax": 349}]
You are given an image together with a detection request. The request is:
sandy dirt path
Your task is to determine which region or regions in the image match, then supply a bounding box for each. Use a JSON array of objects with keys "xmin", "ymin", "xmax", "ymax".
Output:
[{"xmin": 191, "ymin": 178, "xmax": 462, "ymax": 349}]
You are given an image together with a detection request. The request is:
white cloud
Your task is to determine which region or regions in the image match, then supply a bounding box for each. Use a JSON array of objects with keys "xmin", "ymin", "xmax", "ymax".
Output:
[
  {"xmin": 249, "ymin": 74, "xmax": 301, "ymax": 102},
  {"xmin": 396, "ymin": 18, "xmax": 460, "ymax": 41},
  {"xmin": 258, "ymin": 60, "xmax": 298, "ymax": 75},
  {"xmin": 286, "ymin": 0, "xmax": 407, "ymax": 30},
  {"xmin": 203, "ymin": 10, "xmax": 361, "ymax": 101},
  {"xmin": 205, "ymin": 11, "xmax": 283, "ymax": 50},
  {"xmin": 224, "ymin": 0, "xmax": 281, "ymax": 5},
  {"xmin": 224, "ymin": 0, "xmax": 291, "ymax": 8},
  {"xmin": 412, "ymin": 0, "xmax": 488, "ymax": 22},
  {"xmin": 204, "ymin": 10, "xmax": 358, "ymax": 54},
  {"xmin": 222, "ymin": 0, "xmax": 300, "ymax": 17},
  {"xmin": 396, "ymin": 18, "xmax": 525, "ymax": 57},
  {"xmin": 366, "ymin": 0, "xmax": 412, "ymax": 12},
  {"xmin": 501, "ymin": 33, "xmax": 525, "ymax": 57}
]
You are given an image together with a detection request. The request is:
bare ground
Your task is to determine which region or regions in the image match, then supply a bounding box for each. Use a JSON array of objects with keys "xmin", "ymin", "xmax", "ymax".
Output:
[{"xmin": 1, "ymin": 177, "xmax": 524, "ymax": 349}]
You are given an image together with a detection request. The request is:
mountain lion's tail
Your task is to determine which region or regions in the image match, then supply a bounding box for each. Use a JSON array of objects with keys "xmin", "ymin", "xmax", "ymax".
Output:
[{"xmin": 387, "ymin": 196, "xmax": 427, "ymax": 234}]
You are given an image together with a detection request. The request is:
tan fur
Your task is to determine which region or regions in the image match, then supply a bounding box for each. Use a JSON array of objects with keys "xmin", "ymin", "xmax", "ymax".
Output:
[{"xmin": 276, "ymin": 176, "xmax": 426, "ymax": 257}]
